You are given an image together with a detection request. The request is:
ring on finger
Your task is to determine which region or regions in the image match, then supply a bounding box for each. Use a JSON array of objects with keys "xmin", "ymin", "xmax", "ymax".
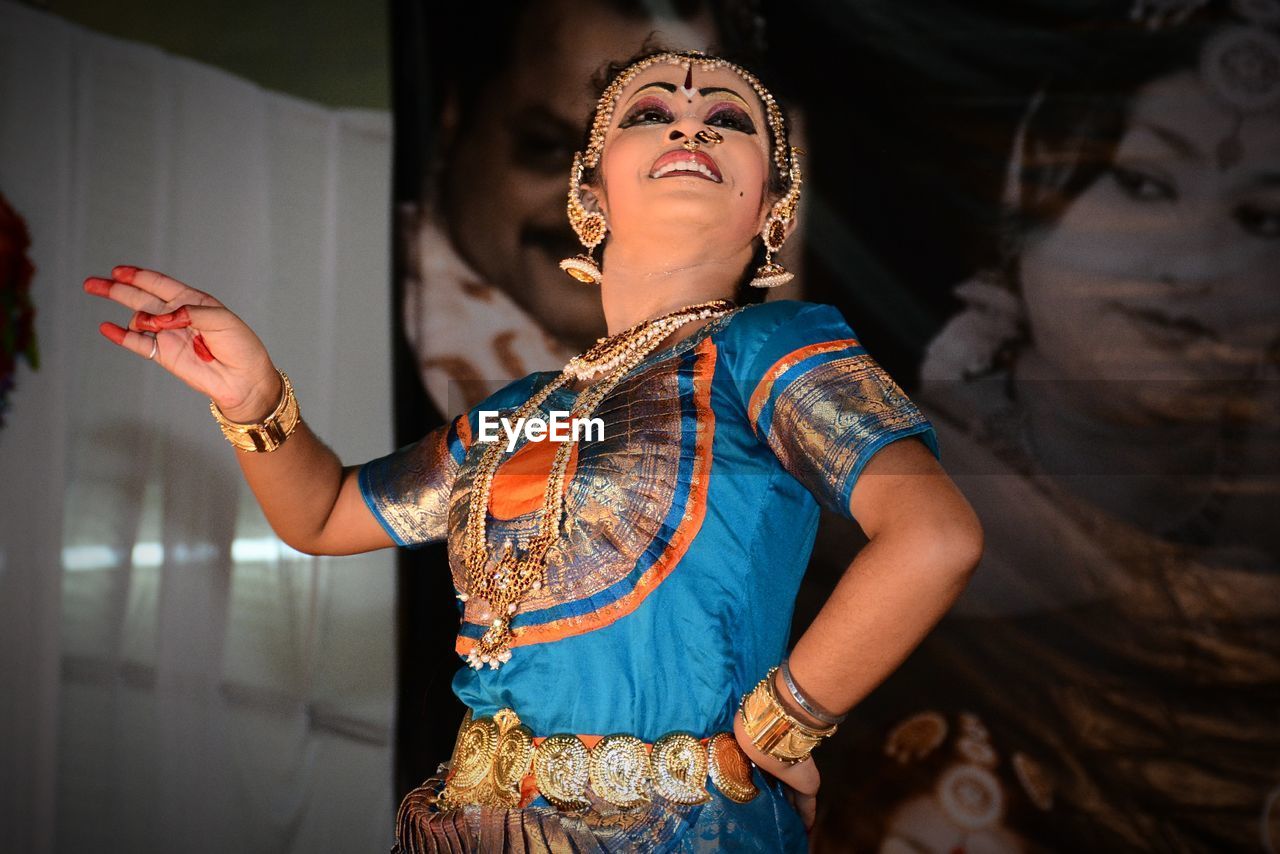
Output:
[{"xmin": 146, "ymin": 334, "xmax": 159, "ymax": 361}]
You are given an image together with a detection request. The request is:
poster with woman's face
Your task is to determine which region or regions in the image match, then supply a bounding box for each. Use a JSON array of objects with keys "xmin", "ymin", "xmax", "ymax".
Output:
[{"xmin": 392, "ymin": 1, "xmax": 1279, "ymax": 849}]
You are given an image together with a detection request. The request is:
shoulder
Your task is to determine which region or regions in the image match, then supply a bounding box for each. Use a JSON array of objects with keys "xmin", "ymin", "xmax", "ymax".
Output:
[
  {"xmin": 444, "ymin": 373, "xmax": 552, "ymax": 450},
  {"xmin": 720, "ymin": 299, "xmax": 857, "ymax": 349},
  {"xmin": 465, "ymin": 373, "xmax": 549, "ymax": 417},
  {"xmin": 721, "ymin": 299, "xmax": 844, "ymax": 337},
  {"xmin": 718, "ymin": 300, "xmax": 861, "ymax": 374}
]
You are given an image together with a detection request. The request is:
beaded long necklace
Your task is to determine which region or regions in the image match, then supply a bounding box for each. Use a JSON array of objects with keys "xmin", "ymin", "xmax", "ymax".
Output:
[{"xmin": 460, "ymin": 298, "xmax": 737, "ymax": 670}]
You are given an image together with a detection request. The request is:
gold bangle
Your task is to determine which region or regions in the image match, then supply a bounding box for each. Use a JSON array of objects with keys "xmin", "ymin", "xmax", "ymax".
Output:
[
  {"xmin": 739, "ymin": 667, "xmax": 837, "ymax": 765},
  {"xmin": 210, "ymin": 370, "xmax": 300, "ymax": 452}
]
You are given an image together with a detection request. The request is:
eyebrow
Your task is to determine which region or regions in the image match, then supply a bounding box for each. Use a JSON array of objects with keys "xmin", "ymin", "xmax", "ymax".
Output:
[
  {"xmin": 624, "ymin": 82, "xmax": 752, "ymax": 107},
  {"xmin": 1132, "ymin": 121, "xmax": 1203, "ymax": 161}
]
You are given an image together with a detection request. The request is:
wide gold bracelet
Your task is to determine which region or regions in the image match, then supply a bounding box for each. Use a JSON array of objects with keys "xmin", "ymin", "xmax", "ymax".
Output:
[
  {"xmin": 209, "ymin": 370, "xmax": 300, "ymax": 453},
  {"xmin": 739, "ymin": 666, "xmax": 837, "ymax": 765}
]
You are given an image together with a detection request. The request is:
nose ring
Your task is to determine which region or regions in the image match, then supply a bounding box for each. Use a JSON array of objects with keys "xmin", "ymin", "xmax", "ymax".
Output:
[{"xmin": 681, "ymin": 128, "xmax": 724, "ymax": 153}]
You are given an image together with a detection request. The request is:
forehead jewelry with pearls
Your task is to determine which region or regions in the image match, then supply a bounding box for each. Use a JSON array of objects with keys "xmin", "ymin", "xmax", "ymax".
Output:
[
  {"xmin": 679, "ymin": 62, "xmax": 697, "ymax": 101},
  {"xmin": 1130, "ymin": 0, "xmax": 1280, "ymax": 169},
  {"xmin": 582, "ymin": 50, "xmax": 790, "ymax": 175}
]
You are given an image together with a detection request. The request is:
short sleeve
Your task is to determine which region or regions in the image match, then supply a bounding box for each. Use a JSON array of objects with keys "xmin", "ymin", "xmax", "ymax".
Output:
[
  {"xmin": 736, "ymin": 301, "xmax": 940, "ymax": 518},
  {"xmin": 358, "ymin": 412, "xmax": 473, "ymax": 547}
]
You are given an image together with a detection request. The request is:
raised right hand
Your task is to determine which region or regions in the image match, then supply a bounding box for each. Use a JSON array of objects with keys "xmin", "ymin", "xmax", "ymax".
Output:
[{"xmin": 84, "ymin": 265, "xmax": 281, "ymax": 422}]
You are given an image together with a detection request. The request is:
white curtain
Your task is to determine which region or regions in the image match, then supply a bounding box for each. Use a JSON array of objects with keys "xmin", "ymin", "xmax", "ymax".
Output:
[{"xmin": 0, "ymin": 4, "xmax": 400, "ymax": 851}]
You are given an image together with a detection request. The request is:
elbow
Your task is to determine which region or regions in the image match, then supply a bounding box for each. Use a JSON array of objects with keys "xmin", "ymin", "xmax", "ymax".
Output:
[
  {"xmin": 271, "ymin": 524, "xmax": 330, "ymax": 558},
  {"xmin": 277, "ymin": 532, "xmax": 322, "ymax": 557},
  {"xmin": 288, "ymin": 539, "xmax": 328, "ymax": 558},
  {"xmin": 937, "ymin": 503, "xmax": 984, "ymax": 579},
  {"xmin": 910, "ymin": 502, "xmax": 983, "ymax": 582}
]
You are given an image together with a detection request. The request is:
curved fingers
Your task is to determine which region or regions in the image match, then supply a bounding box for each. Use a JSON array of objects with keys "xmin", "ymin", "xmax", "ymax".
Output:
[
  {"xmin": 83, "ymin": 276, "xmax": 169, "ymax": 314},
  {"xmin": 112, "ymin": 265, "xmax": 208, "ymax": 304},
  {"xmin": 99, "ymin": 322, "xmax": 160, "ymax": 361},
  {"xmin": 128, "ymin": 305, "xmax": 230, "ymax": 362},
  {"xmin": 131, "ymin": 305, "xmax": 193, "ymax": 333}
]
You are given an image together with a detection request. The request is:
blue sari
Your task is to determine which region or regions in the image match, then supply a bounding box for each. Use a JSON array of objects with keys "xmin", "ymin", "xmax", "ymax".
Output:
[{"xmin": 361, "ymin": 299, "xmax": 940, "ymax": 852}]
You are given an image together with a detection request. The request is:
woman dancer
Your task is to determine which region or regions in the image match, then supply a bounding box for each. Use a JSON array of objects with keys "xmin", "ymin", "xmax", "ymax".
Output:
[{"xmin": 84, "ymin": 49, "xmax": 983, "ymax": 852}]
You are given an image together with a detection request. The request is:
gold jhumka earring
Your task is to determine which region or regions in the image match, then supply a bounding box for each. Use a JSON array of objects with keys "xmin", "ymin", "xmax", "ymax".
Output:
[
  {"xmin": 559, "ymin": 152, "xmax": 608, "ymax": 284},
  {"xmin": 750, "ymin": 146, "xmax": 803, "ymax": 289}
]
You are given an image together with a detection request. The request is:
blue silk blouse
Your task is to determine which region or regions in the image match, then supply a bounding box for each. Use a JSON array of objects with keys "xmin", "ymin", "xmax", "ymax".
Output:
[{"xmin": 360, "ymin": 299, "xmax": 940, "ymax": 851}]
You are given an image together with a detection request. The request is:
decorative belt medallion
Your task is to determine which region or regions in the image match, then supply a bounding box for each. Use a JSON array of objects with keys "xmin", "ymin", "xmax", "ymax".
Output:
[
  {"xmin": 652, "ymin": 732, "xmax": 711, "ymax": 805},
  {"xmin": 588, "ymin": 734, "xmax": 653, "ymax": 808},
  {"xmin": 532, "ymin": 734, "xmax": 592, "ymax": 810},
  {"xmin": 440, "ymin": 708, "xmax": 533, "ymax": 809},
  {"xmin": 436, "ymin": 708, "xmax": 761, "ymax": 812},
  {"xmin": 707, "ymin": 732, "xmax": 759, "ymax": 803}
]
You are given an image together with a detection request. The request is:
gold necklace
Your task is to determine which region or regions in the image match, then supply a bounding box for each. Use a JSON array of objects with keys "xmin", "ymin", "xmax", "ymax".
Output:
[{"xmin": 461, "ymin": 298, "xmax": 737, "ymax": 670}]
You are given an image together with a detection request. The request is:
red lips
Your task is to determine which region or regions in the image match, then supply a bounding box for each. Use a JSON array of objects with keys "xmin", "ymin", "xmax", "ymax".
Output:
[{"xmin": 649, "ymin": 148, "xmax": 722, "ymax": 182}]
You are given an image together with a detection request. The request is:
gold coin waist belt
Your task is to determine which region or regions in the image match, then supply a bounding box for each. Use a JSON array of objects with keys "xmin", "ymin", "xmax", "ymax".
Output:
[{"xmin": 434, "ymin": 707, "xmax": 760, "ymax": 812}]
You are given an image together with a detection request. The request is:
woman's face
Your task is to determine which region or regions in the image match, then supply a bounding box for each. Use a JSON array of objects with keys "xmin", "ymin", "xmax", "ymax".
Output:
[
  {"xmin": 1018, "ymin": 68, "xmax": 1280, "ymax": 425},
  {"xmin": 589, "ymin": 62, "xmax": 775, "ymax": 258}
]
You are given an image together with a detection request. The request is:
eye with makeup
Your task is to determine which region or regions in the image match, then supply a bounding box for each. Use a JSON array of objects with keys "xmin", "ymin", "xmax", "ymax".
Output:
[
  {"xmin": 510, "ymin": 111, "xmax": 577, "ymax": 174},
  {"xmin": 705, "ymin": 103, "xmax": 756, "ymax": 134},
  {"xmin": 617, "ymin": 95, "xmax": 758, "ymax": 135},
  {"xmin": 1235, "ymin": 201, "xmax": 1280, "ymax": 239},
  {"xmin": 1109, "ymin": 163, "xmax": 1177, "ymax": 202},
  {"xmin": 618, "ymin": 98, "xmax": 674, "ymax": 129}
]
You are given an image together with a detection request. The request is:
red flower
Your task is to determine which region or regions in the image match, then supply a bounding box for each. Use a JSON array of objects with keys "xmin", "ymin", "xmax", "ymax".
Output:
[{"xmin": 0, "ymin": 189, "xmax": 38, "ymax": 429}]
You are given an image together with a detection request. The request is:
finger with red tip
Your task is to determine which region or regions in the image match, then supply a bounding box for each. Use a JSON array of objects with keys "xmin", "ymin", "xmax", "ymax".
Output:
[
  {"xmin": 99, "ymin": 322, "xmax": 162, "ymax": 360},
  {"xmin": 84, "ymin": 276, "xmax": 112, "ymax": 297},
  {"xmin": 99, "ymin": 321, "xmax": 127, "ymax": 345},
  {"xmin": 84, "ymin": 276, "xmax": 166, "ymax": 313},
  {"xmin": 193, "ymin": 334, "xmax": 215, "ymax": 362},
  {"xmin": 132, "ymin": 307, "xmax": 192, "ymax": 332},
  {"xmin": 115, "ymin": 267, "xmax": 187, "ymax": 302},
  {"xmin": 112, "ymin": 265, "xmax": 140, "ymax": 284}
]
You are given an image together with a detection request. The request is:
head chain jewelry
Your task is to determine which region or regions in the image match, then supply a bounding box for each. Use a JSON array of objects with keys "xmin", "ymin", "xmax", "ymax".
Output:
[
  {"xmin": 582, "ymin": 50, "xmax": 791, "ymax": 174},
  {"xmin": 1130, "ymin": 0, "xmax": 1280, "ymax": 166}
]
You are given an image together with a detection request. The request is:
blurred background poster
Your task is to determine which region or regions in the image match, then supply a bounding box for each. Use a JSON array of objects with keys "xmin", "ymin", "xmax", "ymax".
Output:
[{"xmin": 2, "ymin": 0, "xmax": 1277, "ymax": 851}]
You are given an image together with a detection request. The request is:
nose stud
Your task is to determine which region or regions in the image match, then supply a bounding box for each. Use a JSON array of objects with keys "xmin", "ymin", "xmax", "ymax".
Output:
[{"xmin": 681, "ymin": 128, "xmax": 724, "ymax": 153}]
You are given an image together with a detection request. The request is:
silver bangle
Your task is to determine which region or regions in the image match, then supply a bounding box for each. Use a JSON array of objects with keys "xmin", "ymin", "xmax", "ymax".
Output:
[{"xmin": 780, "ymin": 656, "xmax": 847, "ymax": 726}]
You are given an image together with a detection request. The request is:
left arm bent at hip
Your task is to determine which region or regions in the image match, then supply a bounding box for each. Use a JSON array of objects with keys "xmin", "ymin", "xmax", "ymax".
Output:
[{"xmin": 782, "ymin": 437, "xmax": 984, "ymax": 726}]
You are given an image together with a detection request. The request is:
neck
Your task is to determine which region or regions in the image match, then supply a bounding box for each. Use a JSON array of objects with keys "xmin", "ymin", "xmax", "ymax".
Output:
[{"xmin": 597, "ymin": 237, "xmax": 750, "ymax": 336}]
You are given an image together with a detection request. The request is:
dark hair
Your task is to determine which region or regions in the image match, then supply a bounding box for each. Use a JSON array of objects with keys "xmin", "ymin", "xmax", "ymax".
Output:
[
  {"xmin": 1002, "ymin": 7, "xmax": 1239, "ymax": 263},
  {"xmin": 423, "ymin": 0, "xmax": 767, "ymax": 160}
]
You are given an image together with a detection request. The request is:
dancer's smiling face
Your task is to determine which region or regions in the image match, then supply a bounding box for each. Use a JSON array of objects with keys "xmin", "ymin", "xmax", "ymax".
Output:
[{"xmin": 585, "ymin": 63, "xmax": 777, "ymax": 255}]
